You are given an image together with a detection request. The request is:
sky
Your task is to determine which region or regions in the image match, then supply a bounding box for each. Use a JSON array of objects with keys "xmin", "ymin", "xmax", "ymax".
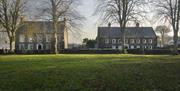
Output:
[
  {"xmin": 26, "ymin": 0, "xmax": 174, "ymax": 44},
  {"xmin": 69, "ymin": 0, "xmax": 98, "ymax": 44},
  {"xmin": 74, "ymin": 0, "xmax": 175, "ymax": 44}
]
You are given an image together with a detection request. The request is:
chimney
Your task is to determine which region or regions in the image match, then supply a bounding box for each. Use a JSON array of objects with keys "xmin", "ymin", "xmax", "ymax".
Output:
[
  {"xmin": 136, "ymin": 23, "xmax": 140, "ymax": 27},
  {"xmin": 108, "ymin": 22, "xmax": 111, "ymax": 27}
]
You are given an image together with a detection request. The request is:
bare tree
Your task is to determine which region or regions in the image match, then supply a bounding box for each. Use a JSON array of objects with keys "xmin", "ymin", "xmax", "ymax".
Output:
[
  {"xmin": 0, "ymin": 0, "xmax": 25, "ymax": 53},
  {"xmin": 36, "ymin": 0, "xmax": 84, "ymax": 54},
  {"xmin": 95, "ymin": 0, "xmax": 146, "ymax": 53},
  {"xmin": 155, "ymin": 25, "xmax": 171, "ymax": 47},
  {"xmin": 153, "ymin": 0, "xmax": 180, "ymax": 54}
]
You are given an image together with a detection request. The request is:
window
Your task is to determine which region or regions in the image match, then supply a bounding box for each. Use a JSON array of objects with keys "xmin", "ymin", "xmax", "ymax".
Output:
[
  {"xmin": 19, "ymin": 34, "xmax": 25, "ymax": 42},
  {"xmin": 19, "ymin": 44, "xmax": 25, "ymax": 50},
  {"xmin": 37, "ymin": 34, "xmax": 43, "ymax": 42},
  {"xmin": 130, "ymin": 45, "xmax": 135, "ymax": 49},
  {"xmin": 144, "ymin": 45, "xmax": 147, "ymax": 49},
  {"xmin": 143, "ymin": 39, "xmax": 147, "ymax": 44},
  {"xmin": 149, "ymin": 39, "xmax": 153, "ymax": 44},
  {"xmin": 125, "ymin": 39, "xmax": 128, "ymax": 44},
  {"xmin": 149, "ymin": 46, "xmax": 153, "ymax": 49},
  {"xmin": 28, "ymin": 44, "xmax": 33, "ymax": 50},
  {"xmin": 130, "ymin": 39, "xmax": 135, "ymax": 44},
  {"xmin": 136, "ymin": 45, "xmax": 140, "ymax": 49},
  {"xmin": 46, "ymin": 44, "xmax": 51, "ymax": 50},
  {"xmin": 112, "ymin": 39, "xmax": 116, "ymax": 44},
  {"xmin": 29, "ymin": 38, "xmax": 33, "ymax": 42},
  {"xmin": 46, "ymin": 34, "xmax": 51, "ymax": 42},
  {"xmin": 136, "ymin": 39, "xmax": 140, "ymax": 44},
  {"xmin": 112, "ymin": 45, "xmax": 116, "ymax": 49},
  {"xmin": 105, "ymin": 39, "xmax": 109, "ymax": 44},
  {"xmin": 118, "ymin": 46, "xmax": 122, "ymax": 50},
  {"xmin": 118, "ymin": 39, "xmax": 122, "ymax": 44}
]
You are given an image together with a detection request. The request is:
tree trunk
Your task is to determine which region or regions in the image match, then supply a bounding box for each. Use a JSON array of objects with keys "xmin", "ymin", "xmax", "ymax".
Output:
[
  {"xmin": 162, "ymin": 35, "xmax": 165, "ymax": 47},
  {"xmin": 9, "ymin": 36, "xmax": 16, "ymax": 53},
  {"xmin": 173, "ymin": 31, "xmax": 179, "ymax": 55},
  {"xmin": 53, "ymin": 24, "xmax": 59, "ymax": 54},
  {"xmin": 122, "ymin": 27, "xmax": 126, "ymax": 54},
  {"xmin": 122, "ymin": 31, "xmax": 126, "ymax": 53}
]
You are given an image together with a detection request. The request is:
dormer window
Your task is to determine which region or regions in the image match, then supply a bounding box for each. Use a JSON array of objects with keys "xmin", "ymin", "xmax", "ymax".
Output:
[
  {"xmin": 130, "ymin": 39, "xmax": 135, "ymax": 44},
  {"xmin": 149, "ymin": 39, "xmax": 153, "ymax": 44},
  {"xmin": 118, "ymin": 39, "xmax": 122, "ymax": 43},
  {"xmin": 105, "ymin": 39, "xmax": 109, "ymax": 44},
  {"xmin": 143, "ymin": 39, "xmax": 147, "ymax": 44},
  {"xmin": 112, "ymin": 39, "xmax": 116, "ymax": 44},
  {"xmin": 136, "ymin": 39, "xmax": 140, "ymax": 44}
]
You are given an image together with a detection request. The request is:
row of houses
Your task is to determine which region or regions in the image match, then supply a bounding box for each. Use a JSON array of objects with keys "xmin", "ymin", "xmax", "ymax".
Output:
[
  {"xmin": 0, "ymin": 20, "xmax": 177, "ymax": 52},
  {"xmin": 96, "ymin": 23, "xmax": 157, "ymax": 50}
]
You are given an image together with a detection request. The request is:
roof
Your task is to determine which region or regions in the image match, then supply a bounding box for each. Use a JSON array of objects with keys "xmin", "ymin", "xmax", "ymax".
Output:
[
  {"xmin": 98, "ymin": 27, "xmax": 156, "ymax": 38},
  {"xmin": 17, "ymin": 21, "xmax": 65, "ymax": 33}
]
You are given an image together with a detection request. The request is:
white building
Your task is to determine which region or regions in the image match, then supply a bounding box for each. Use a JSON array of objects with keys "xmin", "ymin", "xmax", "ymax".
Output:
[{"xmin": 0, "ymin": 30, "xmax": 9, "ymax": 49}]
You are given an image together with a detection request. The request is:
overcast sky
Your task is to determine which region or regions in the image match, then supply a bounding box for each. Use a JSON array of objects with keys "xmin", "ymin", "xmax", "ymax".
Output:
[
  {"xmin": 26, "ymin": 0, "xmax": 98, "ymax": 44},
  {"xmin": 72, "ymin": 0, "xmax": 98, "ymax": 44}
]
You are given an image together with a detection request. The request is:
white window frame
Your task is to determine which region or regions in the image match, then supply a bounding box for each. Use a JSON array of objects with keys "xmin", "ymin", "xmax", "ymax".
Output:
[
  {"xmin": 144, "ymin": 45, "xmax": 147, "ymax": 49},
  {"xmin": 29, "ymin": 37, "xmax": 33, "ymax": 42},
  {"xmin": 19, "ymin": 34, "xmax": 25, "ymax": 42},
  {"xmin": 105, "ymin": 39, "xmax": 109, "ymax": 44},
  {"xmin": 46, "ymin": 44, "xmax": 51, "ymax": 50},
  {"xmin": 118, "ymin": 39, "xmax": 122, "ymax": 44},
  {"xmin": 118, "ymin": 46, "xmax": 122, "ymax": 50},
  {"xmin": 37, "ymin": 34, "xmax": 43, "ymax": 42},
  {"xmin": 19, "ymin": 44, "xmax": 25, "ymax": 50},
  {"xmin": 149, "ymin": 39, "xmax": 153, "ymax": 44},
  {"xmin": 112, "ymin": 45, "xmax": 116, "ymax": 49},
  {"xmin": 136, "ymin": 39, "xmax": 141, "ymax": 44},
  {"xmin": 112, "ymin": 39, "xmax": 116, "ymax": 44},
  {"xmin": 149, "ymin": 45, "xmax": 153, "ymax": 49},
  {"xmin": 136, "ymin": 45, "xmax": 140, "ymax": 49},
  {"xmin": 28, "ymin": 44, "xmax": 33, "ymax": 50},
  {"xmin": 130, "ymin": 39, "xmax": 135, "ymax": 44},
  {"xmin": 46, "ymin": 34, "xmax": 51, "ymax": 43},
  {"xmin": 130, "ymin": 45, "xmax": 135, "ymax": 49},
  {"xmin": 143, "ymin": 39, "xmax": 147, "ymax": 44}
]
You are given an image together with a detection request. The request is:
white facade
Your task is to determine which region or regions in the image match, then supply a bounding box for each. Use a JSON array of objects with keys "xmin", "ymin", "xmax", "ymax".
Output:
[{"xmin": 0, "ymin": 31, "xmax": 9, "ymax": 49}]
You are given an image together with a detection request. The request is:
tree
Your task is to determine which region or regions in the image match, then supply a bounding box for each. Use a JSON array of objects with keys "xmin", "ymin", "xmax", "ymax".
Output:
[
  {"xmin": 37, "ymin": 0, "xmax": 84, "ymax": 54},
  {"xmin": 155, "ymin": 25, "xmax": 171, "ymax": 47},
  {"xmin": 153, "ymin": 0, "xmax": 180, "ymax": 54},
  {"xmin": 95, "ymin": 0, "xmax": 146, "ymax": 53},
  {"xmin": 83, "ymin": 38, "xmax": 97, "ymax": 48},
  {"xmin": 0, "ymin": 0, "xmax": 25, "ymax": 53},
  {"xmin": 83, "ymin": 38, "xmax": 89, "ymax": 44}
]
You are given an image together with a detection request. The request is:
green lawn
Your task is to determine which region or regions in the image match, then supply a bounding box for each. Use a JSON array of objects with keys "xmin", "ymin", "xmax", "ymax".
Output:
[{"xmin": 0, "ymin": 54, "xmax": 180, "ymax": 91}]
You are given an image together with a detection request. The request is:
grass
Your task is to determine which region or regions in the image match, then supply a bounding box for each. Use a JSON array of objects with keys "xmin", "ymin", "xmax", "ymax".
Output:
[{"xmin": 0, "ymin": 54, "xmax": 180, "ymax": 91}]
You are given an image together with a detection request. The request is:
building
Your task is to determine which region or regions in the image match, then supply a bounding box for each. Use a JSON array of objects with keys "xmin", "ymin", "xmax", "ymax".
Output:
[
  {"xmin": 16, "ymin": 20, "xmax": 68, "ymax": 52},
  {"xmin": 96, "ymin": 24, "xmax": 157, "ymax": 50},
  {"xmin": 0, "ymin": 30, "xmax": 9, "ymax": 49}
]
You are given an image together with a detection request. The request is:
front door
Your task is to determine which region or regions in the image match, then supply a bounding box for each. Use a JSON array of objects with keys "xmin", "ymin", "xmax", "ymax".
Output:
[{"xmin": 37, "ymin": 44, "xmax": 43, "ymax": 50}]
